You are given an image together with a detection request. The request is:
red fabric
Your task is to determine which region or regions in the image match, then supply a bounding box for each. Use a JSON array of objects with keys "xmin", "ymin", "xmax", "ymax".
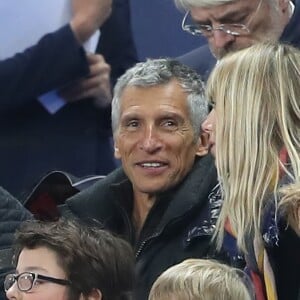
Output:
[
  {"xmin": 225, "ymin": 218, "xmax": 267, "ymax": 300},
  {"xmin": 250, "ymin": 270, "xmax": 267, "ymax": 300},
  {"xmin": 279, "ymin": 147, "xmax": 288, "ymax": 177},
  {"xmin": 27, "ymin": 192, "xmax": 59, "ymax": 221}
]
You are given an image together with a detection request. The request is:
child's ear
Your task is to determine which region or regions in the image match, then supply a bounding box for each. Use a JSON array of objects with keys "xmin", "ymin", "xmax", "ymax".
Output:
[{"xmin": 195, "ymin": 132, "xmax": 209, "ymax": 157}]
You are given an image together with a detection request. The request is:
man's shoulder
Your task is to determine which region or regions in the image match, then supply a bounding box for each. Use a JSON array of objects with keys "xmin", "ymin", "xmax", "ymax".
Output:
[
  {"xmin": 177, "ymin": 44, "xmax": 216, "ymax": 80},
  {"xmin": 59, "ymin": 167, "xmax": 127, "ymax": 219}
]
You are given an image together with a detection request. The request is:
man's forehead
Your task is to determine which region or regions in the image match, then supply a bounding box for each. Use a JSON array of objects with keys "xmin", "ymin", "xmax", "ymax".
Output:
[{"xmin": 119, "ymin": 83, "xmax": 189, "ymax": 115}]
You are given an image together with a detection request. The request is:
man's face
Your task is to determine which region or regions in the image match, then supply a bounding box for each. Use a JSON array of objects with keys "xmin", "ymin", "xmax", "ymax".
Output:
[
  {"xmin": 190, "ymin": 0, "xmax": 286, "ymax": 59},
  {"xmin": 114, "ymin": 80, "xmax": 205, "ymax": 194}
]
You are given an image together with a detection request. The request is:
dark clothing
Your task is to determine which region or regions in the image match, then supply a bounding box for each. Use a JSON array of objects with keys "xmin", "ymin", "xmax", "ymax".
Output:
[
  {"xmin": 60, "ymin": 154, "xmax": 221, "ymax": 300},
  {"xmin": 223, "ymin": 210, "xmax": 300, "ymax": 300},
  {"xmin": 177, "ymin": 0, "xmax": 300, "ymax": 80},
  {"xmin": 98, "ymin": 0, "xmax": 138, "ymax": 86},
  {"xmin": 270, "ymin": 223, "xmax": 300, "ymax": 300},
  {"xmin": 0, "ymin": 25, "xmax": 89, "ymax": 109},
  {"xmin": 0, "ymin": 187, "xmax": 32, "ymax": 300},
  {"xmin": 0, "ymin": 0, "xmax": 138, "ymax": 199}
]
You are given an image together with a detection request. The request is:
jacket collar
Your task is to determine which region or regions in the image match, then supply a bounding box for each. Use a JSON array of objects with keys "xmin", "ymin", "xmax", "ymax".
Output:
[{"xmin": 110, "ymin": 154, "xmax": 217, "ymax": 233}]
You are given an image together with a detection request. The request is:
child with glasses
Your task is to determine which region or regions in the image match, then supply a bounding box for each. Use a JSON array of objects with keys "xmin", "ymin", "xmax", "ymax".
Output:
[
  {"xmin": 4, "ymin": 219, "xmax": 134, "ymax": 300},
  {"xmin": 148, "ymin": 259, "xmax": 254, "ymax": 300}
]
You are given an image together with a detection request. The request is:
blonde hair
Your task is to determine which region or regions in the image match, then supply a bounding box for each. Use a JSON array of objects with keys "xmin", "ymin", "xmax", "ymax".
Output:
[
  {"xmin": 148, "ymin": 259, "xmax": 253, "ymax": 300},
  {"xmin": 206, "ymin": 42, "xmax": 300, "ymax": 252}
]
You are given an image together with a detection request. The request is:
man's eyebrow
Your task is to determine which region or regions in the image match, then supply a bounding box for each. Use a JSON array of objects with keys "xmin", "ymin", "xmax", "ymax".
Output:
[{"xmin": 217, "ymin": 10, "xmax": 248, "ymax": 22}]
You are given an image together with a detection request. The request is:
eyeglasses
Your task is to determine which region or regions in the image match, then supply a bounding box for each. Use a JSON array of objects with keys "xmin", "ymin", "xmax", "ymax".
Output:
[
  {"xmin": 182, "ymin": 0, "xmax": 263, "ymax": 37},
  {"xmin": 4, "ymin": 272, "xmax": 71, "ymax": 292}
]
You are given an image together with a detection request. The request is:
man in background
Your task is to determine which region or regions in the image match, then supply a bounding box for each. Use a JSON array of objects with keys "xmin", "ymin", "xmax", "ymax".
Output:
[{"xmin": 0, "ymin": 0, "xmax": 138, "ymax": 199}]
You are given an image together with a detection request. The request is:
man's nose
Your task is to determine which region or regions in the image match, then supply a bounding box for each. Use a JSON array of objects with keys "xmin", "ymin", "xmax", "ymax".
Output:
[
  {"xmin": 210, "ymin": 29, "xmax": 235, "ymax": 49},
  {"xmin": 139, "ymin": 126, "xmax": 162, "ymax": 153}
]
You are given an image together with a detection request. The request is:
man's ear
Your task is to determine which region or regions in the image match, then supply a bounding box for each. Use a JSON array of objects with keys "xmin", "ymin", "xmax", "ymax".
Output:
[
  {"xmin": 195, "ymin": 132, "xmax": 209, "ymax": 157},
  {"xmin": 114, "ymin": 140, "xmax": 121, "ymax": 159},
  {"xmin": 79, "ymin": 289, "xmax": 102, "ymax": 300},
  {"xmin": 278, "ymin": 0, "xmax": 290, "ymax": 12}
]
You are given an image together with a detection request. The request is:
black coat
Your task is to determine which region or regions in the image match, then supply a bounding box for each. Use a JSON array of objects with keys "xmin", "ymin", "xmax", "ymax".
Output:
[
  {"xmin": 0, "ymin": 187, "xmax": 32, "ymax": 300},
  {"xmin": 60, "ymin": 155, "xmax": 223, "ymax": 299}
]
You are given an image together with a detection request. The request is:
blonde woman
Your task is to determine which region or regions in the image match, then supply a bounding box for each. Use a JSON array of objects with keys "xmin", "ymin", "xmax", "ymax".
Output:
[
  {"xmin": 206, "ymin": 42, "xmax": 300, "ymax": 300},
  {"xmin": 148, "ymin": 259, "xmax": 254, "ymax": 300}
]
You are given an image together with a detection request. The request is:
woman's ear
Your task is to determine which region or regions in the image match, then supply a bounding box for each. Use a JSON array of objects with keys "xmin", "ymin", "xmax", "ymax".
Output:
[
  {"xmin": 79, "ymin": 289, "xmax": 102, "ymax": 300},
  {"xmin": 195, "ymin": 132, "xmax": 209, "ymax": 157}
]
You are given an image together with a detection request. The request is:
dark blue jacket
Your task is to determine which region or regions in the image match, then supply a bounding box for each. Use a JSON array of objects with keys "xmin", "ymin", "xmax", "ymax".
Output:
[
  {"xmin": 177, "ymin": 0, "xmax": 300, "ymax": 80},
  {"xmin": 0, "ymin": 187, "xmax": 32, "ymax": 300},
  {"xmin": 0, "ymin": 0, "xmax": 138, "ymax": 199},
  {"xmin": 0, "ymin": 25, "xmax": 89, "ymax": 110}
]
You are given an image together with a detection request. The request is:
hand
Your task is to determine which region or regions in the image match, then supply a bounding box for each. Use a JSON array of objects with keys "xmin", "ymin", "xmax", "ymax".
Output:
[
  {"xmin": 60, "ymin": 53, "xmax": 112, "ymax": 107},
  {"xmin": 70, "ymin": 0, "xmax": 112, "ymax": 43}
]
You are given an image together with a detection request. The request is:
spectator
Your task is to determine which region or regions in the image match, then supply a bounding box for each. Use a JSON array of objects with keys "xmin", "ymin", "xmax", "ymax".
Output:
[
  {"xmin": 176, "ymin": 0, "xmax": 300, "ymax": 80},
  {"xmin": 5, "ymin": 219, "xmax": 134, "ymax": 300},
  {"xmin": 206, "ymin": 42, "xmax": 300, "ymax": 300},
  {"xmin": 149, "ymin": 259, "xmax": 254, "ymax": 300},
  {"xmin": 0, "ymin": 0, "xmax": 112, "ymax": 105},
  {"xmin": 60, "ymin": 58, "xmax": 220, "ymax": 299},
  {"xmin": 0, "ymin": 0, "xmax": 138, "ymax": 199}
]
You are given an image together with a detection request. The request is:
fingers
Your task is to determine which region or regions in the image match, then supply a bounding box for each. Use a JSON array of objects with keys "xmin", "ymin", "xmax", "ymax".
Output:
[
  {"xmin": 59, "ymin": 57, "xmax": 112, "ymax": 105},
  {"xmin": 60, "ymin": 76, "xmax": 111, "ymax": 102},
  {"xmin": 87, "ymin": 53, "xmax": 111, "ymax": 77}
]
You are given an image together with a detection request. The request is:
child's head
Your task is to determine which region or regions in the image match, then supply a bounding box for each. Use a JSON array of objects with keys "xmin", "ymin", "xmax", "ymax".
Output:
[{"xmin": 149, "ymin": 259, "xmax": 254, "ymax": 300}]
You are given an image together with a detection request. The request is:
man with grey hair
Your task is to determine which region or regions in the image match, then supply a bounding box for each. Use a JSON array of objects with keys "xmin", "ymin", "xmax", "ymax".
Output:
[
  {"xmin": 176, "ymin": 0, "xmax": 299, "ymax": 80},
  {"xmin": 60, "ymin": 58, "xmax": 220, "ymax": 299}
]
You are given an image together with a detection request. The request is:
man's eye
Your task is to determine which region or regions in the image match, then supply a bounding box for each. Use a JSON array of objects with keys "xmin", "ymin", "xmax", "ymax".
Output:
[
  {"xmin": 162, "ymin": 120, "xmax": 177, "ymax": 128},
  {"xmin": 126, "ymin": 120, "xmax": 139, "ymax": 127}
]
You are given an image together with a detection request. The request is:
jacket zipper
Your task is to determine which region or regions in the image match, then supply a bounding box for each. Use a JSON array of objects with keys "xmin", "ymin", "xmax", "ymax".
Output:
[
  {"xmin": 135, "ymin": 213, "xmax": 189, "ymax": 259},
  {"xmin": 135, "ymin": 230, "xmax": 162, "ymax": 259}
]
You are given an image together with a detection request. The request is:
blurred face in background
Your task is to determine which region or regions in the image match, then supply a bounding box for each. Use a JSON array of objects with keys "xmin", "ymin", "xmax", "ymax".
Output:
[{"xmin": 189, "ymin": 0, "xmax": 288, "ymax": 59}]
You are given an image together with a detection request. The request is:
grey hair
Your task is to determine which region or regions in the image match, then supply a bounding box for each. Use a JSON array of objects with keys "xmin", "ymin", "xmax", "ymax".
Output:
[
  {"xmin": 174, "ymin": 0, "xmax": 236, "ymax": 11},
  {"xmin": 174, "ymin": 0, "xmax": 273, "ymax": 11},
  {"xmin": 112, "ymin": 58, "xmax": 207, "ymax": 140}
]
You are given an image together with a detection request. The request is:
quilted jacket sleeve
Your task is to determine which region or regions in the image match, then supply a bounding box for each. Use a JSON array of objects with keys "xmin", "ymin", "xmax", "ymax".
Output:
[{"xmin": 0, "ymin": 187, "xmax": 32, "ymax": 300}]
